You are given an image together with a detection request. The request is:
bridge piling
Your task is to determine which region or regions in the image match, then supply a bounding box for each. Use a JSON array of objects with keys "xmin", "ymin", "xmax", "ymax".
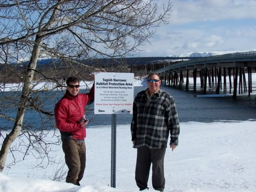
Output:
[{"xmin": 186, "ymin": 69, "xmax": 189, "ymax": 91}]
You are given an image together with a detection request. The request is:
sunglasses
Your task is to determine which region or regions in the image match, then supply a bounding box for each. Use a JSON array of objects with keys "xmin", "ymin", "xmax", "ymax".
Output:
[
  {"xmin": 147, "ymin": 79, "xmax": 160, "ymax": 83},
  {"xmin": 68, "ymin": 84, "xmax": 80, "ymax": 88}
]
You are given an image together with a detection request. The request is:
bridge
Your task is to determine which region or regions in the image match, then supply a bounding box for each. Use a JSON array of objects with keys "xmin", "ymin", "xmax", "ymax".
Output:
[
  {"xmin": 57, "ymin": 52, "xmax": 256, "ymax": 98},
  {"xmin": 152, "ymin": 51, "xmax": 256, "ymax": 98}
]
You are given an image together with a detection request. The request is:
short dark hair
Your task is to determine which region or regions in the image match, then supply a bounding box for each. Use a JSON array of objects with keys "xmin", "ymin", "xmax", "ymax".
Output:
[
  {"xmin": 66, "ymin": 76, "xmax": 79, "ymax": 85},
  {"xmin": 147, "ymin": 73, "xmax": 160, "ymax": 80}
]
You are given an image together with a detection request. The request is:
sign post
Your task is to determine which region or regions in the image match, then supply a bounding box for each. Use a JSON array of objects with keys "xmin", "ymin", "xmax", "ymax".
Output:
[
  {"xmin": 111, "ymin": 113, "xmax": 116, "ymax": 187},
  {"xmin": 94, "ymin": 72, "xmax": 134, "ymax": 188}
]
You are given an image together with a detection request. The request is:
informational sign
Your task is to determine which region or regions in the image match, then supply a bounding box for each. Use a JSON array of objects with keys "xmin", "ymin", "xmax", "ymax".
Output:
[{"xmin": 94, "ymin": 72, "xmax": 134, "ymax": 114}]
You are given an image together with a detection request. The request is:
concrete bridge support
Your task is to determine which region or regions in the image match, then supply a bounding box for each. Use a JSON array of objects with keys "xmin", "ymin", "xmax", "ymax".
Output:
[{"xmin": 159, "ymin": 66, "xmax": 254, "ymax": 99}]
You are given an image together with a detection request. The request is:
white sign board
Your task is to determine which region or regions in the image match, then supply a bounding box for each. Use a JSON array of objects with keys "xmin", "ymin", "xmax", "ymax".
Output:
[{"xmin": 94, "ymin": 72, "xmax": 134, "ymax": 114}]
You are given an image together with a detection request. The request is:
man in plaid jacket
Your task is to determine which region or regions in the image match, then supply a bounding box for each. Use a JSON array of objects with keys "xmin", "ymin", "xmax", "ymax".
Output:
[{"xmin": 131, "ymin": 73, "xmax": 180, "ymax": 192}]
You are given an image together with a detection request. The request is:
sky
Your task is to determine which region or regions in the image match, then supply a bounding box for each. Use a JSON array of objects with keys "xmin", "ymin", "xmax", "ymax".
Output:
[
  {"xmin": 1, "ymin": 80, "xmax": 256, "ymax": 192},
  {"xmin": 136, "ymin": 0, "xmax": 256, "ymax": 57},
  {"xmin": 2, "ymin": 0, "xmax": 255, "ymax": 61}
]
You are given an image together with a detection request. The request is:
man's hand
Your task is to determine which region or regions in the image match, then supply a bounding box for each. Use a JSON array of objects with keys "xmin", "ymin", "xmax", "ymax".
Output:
[
  {"xmin": 80, "ymin": 119, "xmax": 89, "ymax": 127},
  {"xmin": 170, "ymin": 144, "xmax": 177, "ymax": 151},
  {"xmin": 79, "ymin": 117, "xmax": 89, "ymax": 127}
]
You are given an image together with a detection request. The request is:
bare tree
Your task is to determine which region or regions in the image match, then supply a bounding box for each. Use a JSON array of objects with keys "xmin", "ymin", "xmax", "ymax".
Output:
[{"xmin": 0, "ymin": 0, "xmax": 172, "ymax": 172}]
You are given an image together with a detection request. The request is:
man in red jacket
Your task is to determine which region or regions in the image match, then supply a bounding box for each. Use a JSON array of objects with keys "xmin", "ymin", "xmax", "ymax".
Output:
[{"xmin": 54, "ymin": 76, "xmax": 94, "ymax": 186}]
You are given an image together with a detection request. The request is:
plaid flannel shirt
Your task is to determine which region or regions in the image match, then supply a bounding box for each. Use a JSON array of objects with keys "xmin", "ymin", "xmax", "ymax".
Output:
[{"xmin": 131, "ymin": 89, "xmax": 180, "ymax": 149}]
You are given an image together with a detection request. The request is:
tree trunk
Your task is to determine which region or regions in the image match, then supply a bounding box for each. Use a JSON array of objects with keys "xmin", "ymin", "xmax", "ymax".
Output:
[{"xmin": 0, "ymin": 37, "xmax": 42, "ymax": 172}]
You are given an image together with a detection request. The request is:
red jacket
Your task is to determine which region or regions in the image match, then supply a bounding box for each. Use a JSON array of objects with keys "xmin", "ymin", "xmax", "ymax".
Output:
[{"xmin": 54, "ymin": 85, "xmax": 94, "ymax": 140}]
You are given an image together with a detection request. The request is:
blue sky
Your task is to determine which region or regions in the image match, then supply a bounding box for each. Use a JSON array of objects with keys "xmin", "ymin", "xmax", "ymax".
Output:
[{"xmin": 136, "ymin": 0, "xmax": 256, "ymax": 57}]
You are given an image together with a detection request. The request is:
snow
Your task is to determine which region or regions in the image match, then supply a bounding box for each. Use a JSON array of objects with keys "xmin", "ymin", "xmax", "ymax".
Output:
[
  {"xmin": 1, "ymin": 121, "xmax": 256, "ymax": 192},
  {"xmin": 1, "ymin": 79, "xmax": 256, "ymax": 192}
]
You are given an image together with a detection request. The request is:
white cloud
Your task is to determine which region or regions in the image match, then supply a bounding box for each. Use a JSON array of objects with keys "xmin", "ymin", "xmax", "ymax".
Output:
[
  {"xmin": 135, "ymin": 0, "xmax": 256, "ymax": 56},
  {"xmin": 169, "ymin": 0, "xmax": 256, "ymax": 25}
]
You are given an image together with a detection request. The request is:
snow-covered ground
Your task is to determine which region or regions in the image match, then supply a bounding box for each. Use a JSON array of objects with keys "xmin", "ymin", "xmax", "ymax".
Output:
[
  {"xmin": 1, "ymin": 78, "xmax": 256, "ymax": 192},
  {"xmin": 1, "ymin": 121, "xmax": 256, "ymax": 192}
]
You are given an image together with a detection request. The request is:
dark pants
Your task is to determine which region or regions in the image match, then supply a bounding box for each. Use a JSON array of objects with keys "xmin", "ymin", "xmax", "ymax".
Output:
[
  {"xmin": 135, "ymin": 146, "xmax": 166, "ymax": 191},
  {"xmin": 62, "ymin": 139, "xmax": 86, "ymax": 185}
]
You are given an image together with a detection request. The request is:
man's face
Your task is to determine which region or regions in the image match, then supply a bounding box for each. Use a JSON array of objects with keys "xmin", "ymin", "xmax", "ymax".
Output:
[
  {"xmin": 147, "ymin": 74, "xmax": 161, "ymax": 94},
  {"xmin": 67, "ymin": 81, "xmax": 80, "ymax": 96}
]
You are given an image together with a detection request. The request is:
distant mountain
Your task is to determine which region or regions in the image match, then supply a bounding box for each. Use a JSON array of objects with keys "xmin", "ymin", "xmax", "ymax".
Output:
[
  {"xmin": 168, "ymin": 50, "xmax": 256, "ymax": 58},
  {"xmin": 168, "ymin": 51, "xmax": 225, "ymax": 58},
  {"xmin": 11, "ymin": 50, "xmax": 256, "ymax": 68},
  {"xmin": 14, "ymin": 58, "xmax": 59, "ymax": 67}
]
